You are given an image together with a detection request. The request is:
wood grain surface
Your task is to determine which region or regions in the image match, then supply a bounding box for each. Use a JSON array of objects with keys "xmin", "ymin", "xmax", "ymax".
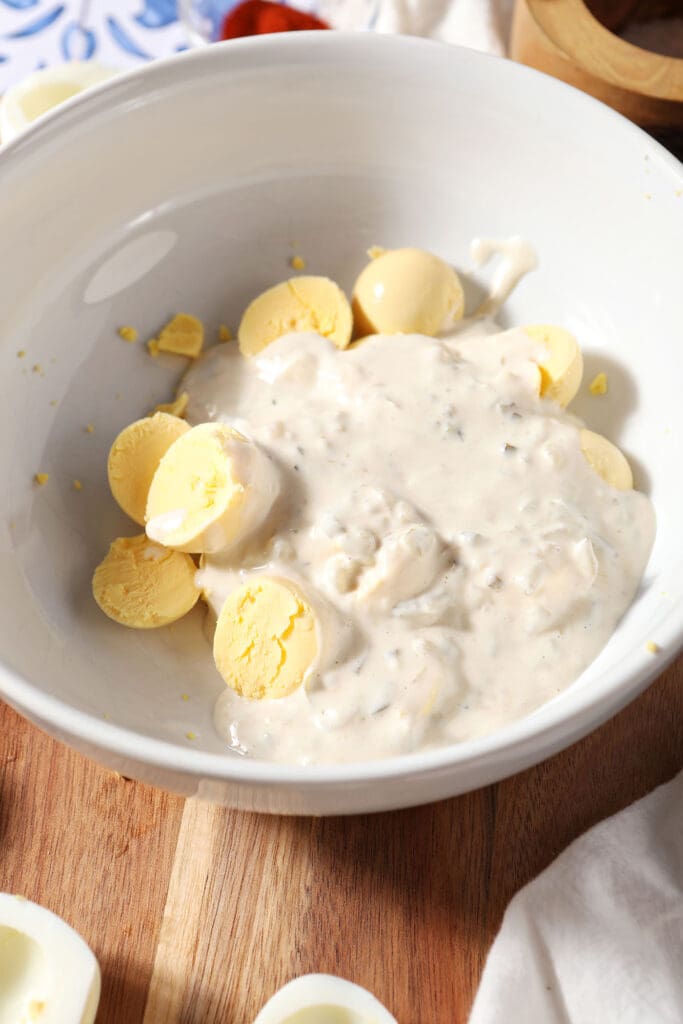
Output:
[
  {"xmin": 1, "ymin": 656, "xmax": 682, "ymax": 1023},
  {"xmin": 511, "ymin": 0, "xmax": 683, "ymax": 128}
]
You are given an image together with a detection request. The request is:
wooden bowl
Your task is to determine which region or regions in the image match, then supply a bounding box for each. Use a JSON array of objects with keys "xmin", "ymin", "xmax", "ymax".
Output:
[{"xmin": 511, "ymin": 0, "xmax": 683, "ymax": 133}]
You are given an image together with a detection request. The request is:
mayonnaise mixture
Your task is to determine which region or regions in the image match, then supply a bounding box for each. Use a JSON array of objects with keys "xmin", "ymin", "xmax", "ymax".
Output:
[{"xmin": 183, "ymin": 291, "xmax": 654, "ymax": 764}]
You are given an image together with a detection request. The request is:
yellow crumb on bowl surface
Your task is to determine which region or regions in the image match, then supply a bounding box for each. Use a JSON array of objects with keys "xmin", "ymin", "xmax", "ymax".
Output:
[
  {"xmin": 108, "ymin": 412, "xmax": 190, "ymax": 525},
  {"xmin": 17, "ymin": 349, "xmax": 26, "ymax": 359},
  {"xmin": 118, "ymin": 325, "xmax": 138, "ymax": 343},
  {"xmin": 85, "ymin": 423, "xmax": 94, "ymax": 434},
  {"xmin": 185, "ymin": 731, "xmax": 198, "ymax": 741},
  {"xmin": 92, "ymin": 534, "xmax": 200, "ymax": 629},
  {"xmin": 589, "ymin": 371, "xmax": 608, "ymax": 396},
  {"xmin": 367, "ymin": 244, "xmax": 386, "ymax": 260},
  {"xmin": 152, "ymin": 391, "xmax": 189, "ymax": 418},
  {"xmin": 213, "ymin": 576, "xmax": 318, "ymax": 700},
  {"xmin": 73, "ymin": 479, "xmax": 83, "ymax": 491},
  {"xmin": 32, "ymin": 363, "xmax": 42, "ymax": 374},
  {"xmin": 646, "ymin": 640, "xmax": 660, "ymax": 654},
  {"xmin": 149, "ymin": 313, "xmax": 204, "ymax": 358},
  {"xmin": 218, "ymin": 324, "xmax": 232, "ymax": 342},
  {"xmin": 34, "ymin": 472, "xmax": 49, "ymax": 486},
  {"xmin": 238, "ymin": 276, "xmax": 353, "ymax": 356},
  {"xmin": 290, "ymin": 254, "xmax": 306, "ymax": 271}
]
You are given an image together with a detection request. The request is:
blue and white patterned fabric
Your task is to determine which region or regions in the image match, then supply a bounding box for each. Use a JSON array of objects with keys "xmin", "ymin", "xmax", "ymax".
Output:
[
  {"xmin": 0, "ymin": 1, "xmax": 189, "ymax": 89},
  {"xmin": 0, "ymin": 1, "xmax": 378, "ymax": 90},
  {"xmin": 0, "ymin": 0, "xmax": 507, "ymax": 91}
]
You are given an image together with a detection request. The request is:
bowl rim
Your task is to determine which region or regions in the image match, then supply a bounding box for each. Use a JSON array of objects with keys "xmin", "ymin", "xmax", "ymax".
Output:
[{"xmin": 1, "ymin": 31, "xmax": 682, "ymax": 787}]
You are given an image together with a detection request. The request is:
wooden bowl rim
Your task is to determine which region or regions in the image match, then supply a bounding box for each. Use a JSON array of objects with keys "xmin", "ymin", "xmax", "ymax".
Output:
[{"xmin": 526, "ymin": 0, "xmax": 683, "ymax": 101}]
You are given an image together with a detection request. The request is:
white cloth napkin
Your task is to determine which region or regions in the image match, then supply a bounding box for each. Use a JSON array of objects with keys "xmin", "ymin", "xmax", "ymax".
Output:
[
  {"xmin": 372, "ymin": 0, "xmax": 512, "ymax": 56},
  {"xmin": 469, "ymin": 771, "xmax": 683, "ymax": 1024},
  {"xmin": 313, "ymin": 0, "xmax": 512, "ymax": 55}
]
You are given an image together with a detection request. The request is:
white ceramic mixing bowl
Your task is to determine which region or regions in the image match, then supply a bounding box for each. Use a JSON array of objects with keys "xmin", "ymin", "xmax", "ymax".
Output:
[{"xmin": 0, "ymin": 34, "xmax": 681, "ymax": 814}]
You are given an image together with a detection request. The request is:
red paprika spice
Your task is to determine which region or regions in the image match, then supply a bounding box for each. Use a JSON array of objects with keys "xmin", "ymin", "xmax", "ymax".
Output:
[{"xmin": 220, "ymin": 0, "xmax": 330, "ymax": 40}]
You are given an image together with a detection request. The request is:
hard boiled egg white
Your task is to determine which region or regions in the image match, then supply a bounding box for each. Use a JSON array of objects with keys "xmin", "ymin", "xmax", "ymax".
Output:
[
  {"xmin": 0, "ymin": 893, "xmax": 100, "ymax": 1024},
  {"xmin": 252, "ymin": 974, "xmax": 397, "ymax": 1024}
]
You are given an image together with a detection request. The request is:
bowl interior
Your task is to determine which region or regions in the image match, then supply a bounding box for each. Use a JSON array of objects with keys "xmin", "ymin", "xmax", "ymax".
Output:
[{"xmin": 0, "ymin": 35, "xmax": 681, "ymax": 769}]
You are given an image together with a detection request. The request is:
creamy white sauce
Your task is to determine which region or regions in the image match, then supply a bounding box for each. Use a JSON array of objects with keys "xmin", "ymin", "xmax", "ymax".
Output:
[
  {"xmin": 181, "ymin": 248, "xmax": 655, "ymax": 765},
  {"xmin": 470, "ymin": 236, "xmax": 538, "ymax": 317},
  {"xmin": 184, "ymin": 333, "xmax": 654, "ymax": 764}
]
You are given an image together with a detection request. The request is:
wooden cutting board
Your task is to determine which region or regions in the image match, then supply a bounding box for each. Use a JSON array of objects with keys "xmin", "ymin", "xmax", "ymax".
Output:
[
  {"xmin": 511, "ymin": 0, "xmax": 683, "ymax": 130},
  {"xmin": 1, "ymin": 655, "xmax": 681, "ymax": 1023}
]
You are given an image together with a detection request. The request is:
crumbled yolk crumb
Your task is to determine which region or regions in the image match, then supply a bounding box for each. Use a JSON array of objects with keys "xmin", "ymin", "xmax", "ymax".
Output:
[
  {"xmin": 149, "ymin": 313, "xmax": 204, "ymax": 358},
  {"xmin": 419, "ymin": 686, "xmax": 439, "ymax": 718},
  {"xmin": 28, "ymin": 999, "xmax": 46, "ymax": 1020},
  {"xmin": 153, "ymin": 391, "xmax": 189, "ymax": 418},
  {"xmin": 218, "ymin": 324, "xmax": 233, "ymax": 342},
  {"xmin": 49, "ymin": 399, "xmax": 58, "ymax": 407},
  {"xmin": 17, "ymin": 350, "xmax": 26, "ymax": 359},
  {"xmin": 367, "ymin": 245, "xmax": 386, "ymax": 260},
  {"xmin": 181, "ymin": 693, "xmax": 190, "ymax": 701},
  {"xmin": 589, "ymin": 372, "xmax": 608, "ymax": 396},
  {"xmin": 73, "ymin": 479, "xmax": 83, "ymax": 491},
  {"xmin": 85, "ymin": 424, "xmax": 95, "ymax": 434},
  {"xmin": 185, "ymin": 731, "xmax": 197, "ymax": 741},
  {"xmin": 290, "ymin": 255, "xmax": 306, "ymax": 271},
  {"xmin": 34, "ymin": 473, "xmax": 49, "ymax": 486},
  {"xmin": 118, "ymin": 326, "xmax": 138, "ymax": 343},
  {"xmin": 646, "ymin": 641, "xmax": 660, "ymax": 654},
  {"xmin": 32, "ymin": 363, "xmax": 42, "ymax": 374}
]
